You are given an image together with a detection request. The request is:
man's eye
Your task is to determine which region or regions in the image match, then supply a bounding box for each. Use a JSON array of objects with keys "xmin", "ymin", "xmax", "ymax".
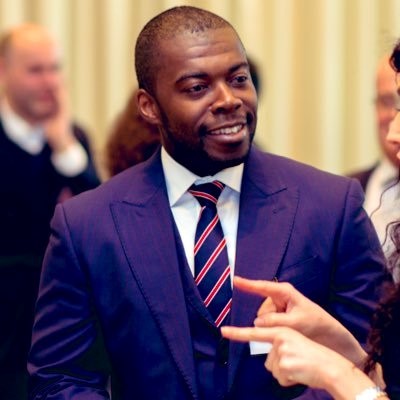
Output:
[
  {"xmin": 187, "ymin": 84, "xmax": 207, "ymax": 93},
  {"xmin": 231, "ymin": 75, "xmax": 248, "ymax": 86},
  {"xmin": 28, "ymin": 66, "xmax": 43, "ymax": 74},
  {"xmin": 235, "ymin": 75, "xmax": 248, "ymax": 83}
]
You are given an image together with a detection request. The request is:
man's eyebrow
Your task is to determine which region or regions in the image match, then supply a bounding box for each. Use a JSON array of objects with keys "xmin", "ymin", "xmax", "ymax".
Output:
[
  {"xmin": 176, "ymin": 72, "xmax": 208, "ymax": 85},
  {"xmin": 175, "ymin": 62, "xmax": 249, "ymax": 85},
  {"xmin": 229, "ymin": 61, "xmax": 249, "ymax": 73}
]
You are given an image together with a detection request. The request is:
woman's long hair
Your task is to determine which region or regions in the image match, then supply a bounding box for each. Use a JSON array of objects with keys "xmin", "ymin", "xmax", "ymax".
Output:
[
  {"xmin": 365, "ymin": 222, "xmax": 400, "ymax": 370},
  {"xmin": 365, "ymin": 221, "xmax": 400, "ymax": 390}
]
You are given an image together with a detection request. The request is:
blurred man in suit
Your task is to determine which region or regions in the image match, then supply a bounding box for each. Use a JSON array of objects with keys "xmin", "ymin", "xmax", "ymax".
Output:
[
  {"xmin": 0, "ymin": 23, "xmax": 100, "ymax": 399},
  {"xmin": 349, "ymin": 55, "xmax": 400, "ymax": 279}
]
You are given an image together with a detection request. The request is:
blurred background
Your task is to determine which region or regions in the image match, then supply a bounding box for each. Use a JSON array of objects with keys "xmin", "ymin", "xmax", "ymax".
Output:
[{"xmin": 1, "ymin": 0, "xmax": 400, "ymax": 176}]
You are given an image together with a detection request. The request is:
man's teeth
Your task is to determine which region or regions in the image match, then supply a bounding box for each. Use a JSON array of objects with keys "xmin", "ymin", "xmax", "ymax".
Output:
[{"xmin": 210, "ymin": 125, "xmax": 243, "ymax": 135}]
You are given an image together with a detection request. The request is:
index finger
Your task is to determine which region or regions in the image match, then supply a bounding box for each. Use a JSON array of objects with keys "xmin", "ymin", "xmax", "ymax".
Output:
[
  {"xmin": 221, "ymin": 325, "xmax": 281, "ymax": 343},
  {"xmin": 233, "ymin": 276, "xmax": 296, "ymax": 307}
]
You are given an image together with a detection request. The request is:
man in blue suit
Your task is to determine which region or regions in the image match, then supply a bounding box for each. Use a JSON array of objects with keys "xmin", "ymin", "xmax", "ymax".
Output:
[{"xmin": 28, "ymin": 6, "xmax": 388, "ymax": 400}]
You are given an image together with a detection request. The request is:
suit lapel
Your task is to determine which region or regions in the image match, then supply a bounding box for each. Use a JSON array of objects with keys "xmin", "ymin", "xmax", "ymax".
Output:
[
  {"xmin": 110, "ymin": 152, "xmax": 198, "ymax": 398},
  {"xmin": 228, "ymin": 149, "xmax": 300, "ymax": 387},
  {"xmin": 107, "ymin": 148, "xmax": 300, "ymax": 394}
]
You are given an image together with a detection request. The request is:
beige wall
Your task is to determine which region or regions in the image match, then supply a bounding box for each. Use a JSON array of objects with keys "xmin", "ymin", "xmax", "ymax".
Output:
[{"xmin": 1, "ymin": 0, "xmax": 400, "ymax": 176}]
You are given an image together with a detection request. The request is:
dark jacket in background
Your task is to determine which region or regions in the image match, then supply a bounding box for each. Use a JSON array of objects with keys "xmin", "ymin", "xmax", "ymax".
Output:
[{"xmin": 0, "ymin": 118, "xmax": 100, "ymax": 398}]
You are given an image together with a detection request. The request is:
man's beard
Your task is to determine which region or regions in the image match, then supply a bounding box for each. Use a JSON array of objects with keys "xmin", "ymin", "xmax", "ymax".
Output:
[{"xmin": 159, "ymin": 111, "xmax": 254, "ymax": 175}]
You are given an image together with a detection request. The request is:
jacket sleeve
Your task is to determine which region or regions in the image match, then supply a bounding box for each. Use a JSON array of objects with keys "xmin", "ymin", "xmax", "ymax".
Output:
[
  {"xmin": 63, "ymin": 124, "xmax": 101, "ymax": 194},
  {"xmin": 28, "ymin": 204, "xmax": 110, "ymax": 399},
  {"xmin": 292, "ymin": 178, "xmax": 391, "ymax": 400},
  {"xmin": 329, "ymin": 178, "xmax": 391, "ymax": 345}
]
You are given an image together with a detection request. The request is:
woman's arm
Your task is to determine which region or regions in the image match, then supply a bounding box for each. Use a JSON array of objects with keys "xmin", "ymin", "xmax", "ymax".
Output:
[
  {"xmin": 222, "ymin": 324, "xmax": 386, "ymax": 400},
  {"xmin": 230, "ymin": 276, "xmax": 366, "ymax": 363},
  {"xmin": 222, "ymin": 277, "xmax": 386, "ymax": 396}
]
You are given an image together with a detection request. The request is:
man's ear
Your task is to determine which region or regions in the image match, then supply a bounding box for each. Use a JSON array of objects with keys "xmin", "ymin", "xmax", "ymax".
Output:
[{"xmin": 137, "ymin": 88, "xmax": 161, "ymax": 125}]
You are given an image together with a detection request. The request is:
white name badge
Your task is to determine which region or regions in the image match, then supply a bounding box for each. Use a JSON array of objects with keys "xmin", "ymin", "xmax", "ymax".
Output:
[{"xmin": 249, "ymin": 341, "xmax": 272, "ymax": 355}]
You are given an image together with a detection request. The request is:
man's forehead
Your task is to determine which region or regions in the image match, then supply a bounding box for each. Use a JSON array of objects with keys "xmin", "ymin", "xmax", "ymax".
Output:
[
  {"xmin": 8, "ymin": 35, "xmax": 61, "ymax": 61},
  {"xmin": 157, "ymin": 28, "xmax": 243, "ymax": 56},
  {"xmin": 159, "ymin": 25, "xmax": 238, "ymax": 43}
]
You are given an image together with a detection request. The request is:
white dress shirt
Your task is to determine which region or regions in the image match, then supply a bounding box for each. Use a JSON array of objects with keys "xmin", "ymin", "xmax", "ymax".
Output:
[
  {"xmin": 364, "ymin": 157, "xmax": 400, "ymax": 282},
  {"xmin": 0, "ymin": 98, "xmax": 88, "ymax": 177},
  {"xmin": 364, "ymin": 157, "xmax": 399, "ymax": 217},
  {"xmin": 161, "ymin": 147, "xmax": 243, "ymax": 278}
]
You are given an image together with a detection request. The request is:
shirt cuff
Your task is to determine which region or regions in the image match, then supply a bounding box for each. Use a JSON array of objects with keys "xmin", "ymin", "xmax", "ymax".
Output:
[{"xmin": 51, "ymin": 141, "xmax": 89, "ymax": 177}]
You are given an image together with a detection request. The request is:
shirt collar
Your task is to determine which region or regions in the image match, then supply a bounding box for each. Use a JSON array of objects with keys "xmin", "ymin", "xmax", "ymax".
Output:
[
  {"xmin": 0, "ymin": 97, "xmax": 45, "ymax": 154},
  {"xmin": 161, "ymin": 146, "xmax": 244, "ymax": 207},
  {"xmin": 375, "ymin": 156, "xmax": 399, "ymax": 188}
]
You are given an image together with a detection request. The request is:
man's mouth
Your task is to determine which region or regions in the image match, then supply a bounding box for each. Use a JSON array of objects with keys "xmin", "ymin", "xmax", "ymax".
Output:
[{"xmin": 208, "ymin": 124, "xmax": 244, "ymax": 135}]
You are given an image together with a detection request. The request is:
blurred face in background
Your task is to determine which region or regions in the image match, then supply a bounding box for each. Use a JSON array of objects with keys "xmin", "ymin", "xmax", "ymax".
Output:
[
  {"xmin": 375, "ymin": 55, "xmax": 400, "ymax": 167},
  {"xmin": 0, "ymin": 26, "xmax": 62, "ymax": 125},
  {"xmin": 386, "ymin": 74, "xmax": 400, "ymax": 161}
]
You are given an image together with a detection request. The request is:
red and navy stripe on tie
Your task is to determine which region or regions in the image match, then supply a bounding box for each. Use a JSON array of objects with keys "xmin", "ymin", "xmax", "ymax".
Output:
[{"xmin": 189, "ymin": 180, "xmax": 232, "ymax": 327}]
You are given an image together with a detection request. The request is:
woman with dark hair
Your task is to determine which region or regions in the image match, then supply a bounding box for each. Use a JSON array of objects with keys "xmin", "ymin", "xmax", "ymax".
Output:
[
  {"xmin": 104, "ymin": 88, "xmax": 160, "ymax": 177},
  {"xmin": 222, "ymin": 40, "xmax": 400, "ymax": 400}
]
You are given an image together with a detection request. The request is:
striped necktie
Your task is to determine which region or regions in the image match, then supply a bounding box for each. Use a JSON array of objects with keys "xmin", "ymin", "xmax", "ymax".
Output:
[{"xmin": 189, "ymin": 181, "xmax": 232, "ymax": 327}]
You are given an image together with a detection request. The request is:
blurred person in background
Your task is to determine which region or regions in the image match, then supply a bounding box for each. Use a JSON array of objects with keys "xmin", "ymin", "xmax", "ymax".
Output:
[
  {"xmin": 0, "ymin": 23, "xmax": 100, "ymax": 399},
  {"xmin": 105, "ymin": 88, "xmax": 160, "ymax": 177},
  {"xmin": 349, "ymin": 54, "xmax": 400, "ymax": 280}
]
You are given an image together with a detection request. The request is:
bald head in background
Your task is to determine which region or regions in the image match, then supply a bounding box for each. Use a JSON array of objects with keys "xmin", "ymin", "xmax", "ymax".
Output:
[
  {"xmin": 0, "ymin": 24, "xmax": 64, "ymax": 125},
  {"xmin": 348, "ymin": 54, "xmax": 400, "ymax": 263}
]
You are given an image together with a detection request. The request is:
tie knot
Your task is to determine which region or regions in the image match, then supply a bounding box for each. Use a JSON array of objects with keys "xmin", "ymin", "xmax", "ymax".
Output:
[{"xmin": 189, "ymin": 180, "xmax": 225, "ymax": 207}]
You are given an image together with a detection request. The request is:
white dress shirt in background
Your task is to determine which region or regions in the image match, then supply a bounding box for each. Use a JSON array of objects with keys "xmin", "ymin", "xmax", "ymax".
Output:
[{"xmin": 1, "ymin": 98, "xmax": 88, "ymax": 177}]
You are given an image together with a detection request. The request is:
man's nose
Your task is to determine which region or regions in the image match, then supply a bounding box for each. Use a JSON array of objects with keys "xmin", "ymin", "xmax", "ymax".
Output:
[
  {"xmin": 387, "ymin": 112, "xmax": 400, "ymax": 143},
  {"xmin": 42, "ymin": 70, "xmax": 60, "ymax": 87},
  {"xmin": 210, "ymin": 83, "xmax": 242, "ymax": 113}
]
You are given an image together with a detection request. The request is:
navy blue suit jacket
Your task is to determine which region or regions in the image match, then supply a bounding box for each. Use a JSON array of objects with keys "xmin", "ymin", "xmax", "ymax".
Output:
[{"xmin": 28, "ymin": 147, "xmax": 388, "ymax": 399}]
